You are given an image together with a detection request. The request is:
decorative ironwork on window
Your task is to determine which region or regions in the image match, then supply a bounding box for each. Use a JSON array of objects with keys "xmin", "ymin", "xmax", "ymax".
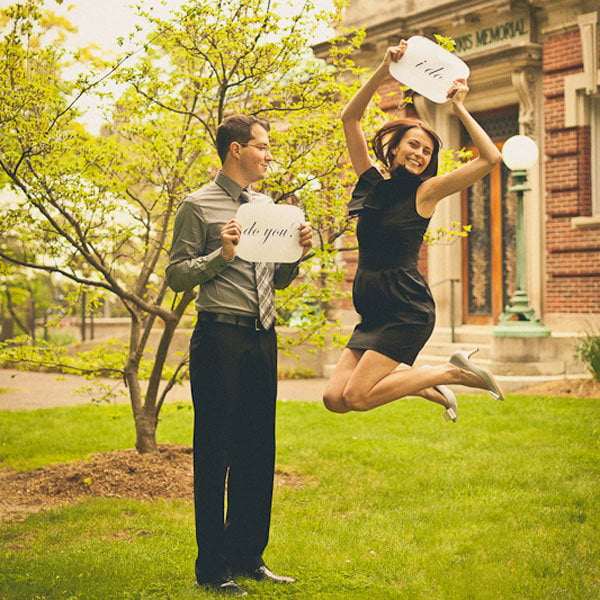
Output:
[
  {"xmin": 463, "ymin": 111, "xmax": 519, "ymax": 144},
  {"xmin": 502, "ymin": 167, "xmax": 518, "ymax": 306},
  {"xmin": 467, "ymin": 177, "xmax": 491, "ymax": 315}
]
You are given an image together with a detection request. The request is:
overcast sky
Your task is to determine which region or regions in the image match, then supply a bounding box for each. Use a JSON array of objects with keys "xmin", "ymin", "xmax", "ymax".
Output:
[
  {"xmin": 0, "ymin": 0, "xmax": 333, "ymax": 132},
  {"xmin": 41, "ymin": 0, "xmax": 332, "ymax": 50},
  {"xmin": 0, "ymin": 0, "xmax": 175, "ymax": 52},
  {"xmin": 0, "ymin": 0, "xmax": 177, "ymax": 131}
]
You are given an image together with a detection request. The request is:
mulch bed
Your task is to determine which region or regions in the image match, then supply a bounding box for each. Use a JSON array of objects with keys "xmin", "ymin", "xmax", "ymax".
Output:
[
  {"xmin": 0, "ymin": 444, "xmax": 310, "ymax": 522},
  {"xmin": 514, "ymin": 377, "xmax": 600, "ymax": 398}
]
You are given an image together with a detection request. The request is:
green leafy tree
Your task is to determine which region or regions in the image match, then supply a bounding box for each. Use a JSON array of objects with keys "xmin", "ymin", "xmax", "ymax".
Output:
[{"xmin": 0, "ymin": 0, "xmax": 370, "ymax": 452}]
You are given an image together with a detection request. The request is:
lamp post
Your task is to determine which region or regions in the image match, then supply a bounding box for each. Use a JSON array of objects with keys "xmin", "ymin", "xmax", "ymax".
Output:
[{"xmin": 493, "ymin": 135, "xmax": 550, "ymax": 338}]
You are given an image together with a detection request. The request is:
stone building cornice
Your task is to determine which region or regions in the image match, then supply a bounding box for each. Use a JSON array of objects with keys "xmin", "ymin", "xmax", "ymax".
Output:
[{"xmin": 342, "ymin": 0, "xmax": 522, "ymax": 38}]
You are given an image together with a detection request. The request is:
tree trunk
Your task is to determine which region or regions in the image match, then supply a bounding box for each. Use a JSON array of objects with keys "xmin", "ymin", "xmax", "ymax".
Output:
[
  {"xmin": 134, "ymin": 409, "xmax": 159, "ymax": 454},
  {"xmin": 5, "ymin": 289, "xmax": 30, "ymax": 338},
  {"xmin": 126, "ymin": 291, "xmax": 195, "ymax": 454},
  {"xmin": 123, "ymin": 365, "xmax": 156, "ymax": 453},
  {"xmin": 144, "ymin": 316, "xmax": 180, "ymax": 414},
  {"xmin": 28, "ymin": 295, "xmax": 36, "ymax": 342},
  {"xmin": 0, "ymin": 316, "xmax": 14, "ymax": 341},
  {"xmin": 131, "ymin": 318, "xmax": 190, "ymax": 452}
]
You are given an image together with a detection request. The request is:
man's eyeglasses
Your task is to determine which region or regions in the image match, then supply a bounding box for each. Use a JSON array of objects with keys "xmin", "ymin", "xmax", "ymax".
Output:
[{"xmin": 240, "ymin": 143, "xmax": 271, "ymax": 154}]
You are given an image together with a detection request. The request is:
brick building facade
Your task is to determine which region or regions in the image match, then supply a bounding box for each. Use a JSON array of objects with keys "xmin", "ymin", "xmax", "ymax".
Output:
[
  {"xmin": 543, "ymin": 23, "xmax": 599, "ymax": 317},
  {"xmin": 317, "ymin": 0, "xmax": 599, "ymax": 343}
]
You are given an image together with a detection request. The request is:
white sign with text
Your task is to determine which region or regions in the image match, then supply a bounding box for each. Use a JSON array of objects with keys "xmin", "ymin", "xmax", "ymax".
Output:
[
  {"xmin": 235, "ymin": 203, "xmax": 304, "ymax": 263},
  {"xmin": 389, "ymin": 36, "xmax": 470, "ymax": 104}
]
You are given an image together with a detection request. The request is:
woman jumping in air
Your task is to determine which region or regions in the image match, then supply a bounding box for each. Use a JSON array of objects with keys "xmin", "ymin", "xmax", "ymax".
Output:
[{"xmin": 323, "ymin": 42, "xmax": 505, "ymax": 421}]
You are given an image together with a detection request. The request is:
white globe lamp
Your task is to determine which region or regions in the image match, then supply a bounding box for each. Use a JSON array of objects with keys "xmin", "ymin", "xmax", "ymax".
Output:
[{"xmin": 501, "ymin": 135, "xmax": 539, "ymax": 171}]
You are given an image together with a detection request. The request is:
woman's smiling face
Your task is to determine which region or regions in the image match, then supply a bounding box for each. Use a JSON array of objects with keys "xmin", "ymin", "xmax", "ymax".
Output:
[{"xmin": 391, "ymin": 127, "xmax": 434, "ymax": 175}]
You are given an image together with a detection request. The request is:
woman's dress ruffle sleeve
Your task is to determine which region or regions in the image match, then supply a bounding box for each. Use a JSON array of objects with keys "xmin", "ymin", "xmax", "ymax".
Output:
[
  {"xmin": 348, "ymin": 167, "xmax": 384, "ymax": 216},
  {"xmin": 348, "ymin": 166, "xmax": 423, "ymax": 216}
]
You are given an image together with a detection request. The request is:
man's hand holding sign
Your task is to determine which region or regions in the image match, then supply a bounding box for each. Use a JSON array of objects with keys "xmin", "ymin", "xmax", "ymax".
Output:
[
  {"xmin": 220, "ymin": 218, "xmax": 243, "ymax": 262},
  {"xmin": 221, "ymin": 203, "xmax": 312, "ymax": 263}
]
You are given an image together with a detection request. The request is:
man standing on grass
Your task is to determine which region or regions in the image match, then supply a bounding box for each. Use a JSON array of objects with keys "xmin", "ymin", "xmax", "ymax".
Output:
[{"xmin": 166, "ymin": 114, "xmax": 312, "ymax": 597}]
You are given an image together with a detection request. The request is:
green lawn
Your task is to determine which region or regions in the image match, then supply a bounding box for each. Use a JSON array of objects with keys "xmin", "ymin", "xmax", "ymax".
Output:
[{"xmin": 1, "ymin": 393, "xmax": 599, "ymax": 599}]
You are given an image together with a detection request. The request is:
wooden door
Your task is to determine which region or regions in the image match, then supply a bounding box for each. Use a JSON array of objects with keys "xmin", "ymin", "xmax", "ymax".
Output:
[{"xmin": 461, "ymin": 147, "xmax": 517, "ymax": 324}]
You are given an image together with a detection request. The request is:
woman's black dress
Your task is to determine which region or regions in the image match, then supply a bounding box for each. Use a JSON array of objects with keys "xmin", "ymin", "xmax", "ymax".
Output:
[{"xmin": 346, "ymin": 165, "xmax": 435, "ymax": 365}]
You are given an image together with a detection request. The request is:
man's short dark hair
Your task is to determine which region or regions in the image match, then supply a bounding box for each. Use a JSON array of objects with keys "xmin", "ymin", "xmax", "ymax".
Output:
[{"xmin": 216, "ymin": 114, "xmax": 270, "ymax": 164}]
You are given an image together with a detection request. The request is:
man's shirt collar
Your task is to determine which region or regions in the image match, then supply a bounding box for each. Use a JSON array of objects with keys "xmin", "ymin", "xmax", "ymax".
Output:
[{"xmin": 215, "ymin": 171, "xmax": 246, "ymax": 203}]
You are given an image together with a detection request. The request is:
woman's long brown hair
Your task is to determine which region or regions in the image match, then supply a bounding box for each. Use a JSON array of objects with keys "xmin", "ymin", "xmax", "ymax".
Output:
[{"xmin": 371, "ymin": 118, "xmax": 442, "ymax": 179}]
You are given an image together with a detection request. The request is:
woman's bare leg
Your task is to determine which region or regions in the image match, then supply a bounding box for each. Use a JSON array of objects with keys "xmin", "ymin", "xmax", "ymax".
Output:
[
  {"xmin": 414, "ymin": 386, "xmax": 451, "ymax": 407},
  {"xmin": 324, "ymin": 349, "xmax": 459, "ymax": 413},
  {"xmin": 322, "ymin": 348, "xmax": 363, "ymax": 413},
  {"xmin": 338, "ymin": 350, "xmax": 463, "ymax": 412},
  {"xmin": 324, "ymin": 344, "xmax": 503, "ymax": 414},
  {"xmin": 392, "ymin": 364, "xmax": 450, "ymax": 407}
]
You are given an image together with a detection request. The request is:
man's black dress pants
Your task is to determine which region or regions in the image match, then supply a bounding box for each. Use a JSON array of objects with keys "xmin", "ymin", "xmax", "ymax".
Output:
[{"xmin": 189, "ymin": 317, "xmax": 277, "ymax": 583}]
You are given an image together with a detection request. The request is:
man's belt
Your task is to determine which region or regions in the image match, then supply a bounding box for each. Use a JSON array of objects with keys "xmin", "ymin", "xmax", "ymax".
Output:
[{"xmin": 197, "ymin": 311, "xmax": 265, "ymax": 331}]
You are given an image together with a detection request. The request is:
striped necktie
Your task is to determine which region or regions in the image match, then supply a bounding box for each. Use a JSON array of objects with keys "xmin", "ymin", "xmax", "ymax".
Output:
[{"xmin": 239, "ymin": 190, "xmax": 276, "ymax": 330}]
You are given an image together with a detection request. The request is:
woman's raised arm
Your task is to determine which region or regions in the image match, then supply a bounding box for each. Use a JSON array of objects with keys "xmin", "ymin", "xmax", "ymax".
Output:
[
  {"xmin": 341, "ymin": 43, "xmax": 407, "ymax": 177},
  {"xmin": 417, "ymin": 80, "xmax": 502, "ymax": 217}
]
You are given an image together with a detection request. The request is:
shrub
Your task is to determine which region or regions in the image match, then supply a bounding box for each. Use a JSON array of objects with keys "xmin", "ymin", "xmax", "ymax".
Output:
[{"xmin": 576, "ymin": 330, "xmax": 600, "ymax": 381}]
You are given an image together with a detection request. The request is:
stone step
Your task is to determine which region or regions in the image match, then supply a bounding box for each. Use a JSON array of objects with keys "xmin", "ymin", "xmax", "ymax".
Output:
[
  {"xmin": 419, "ymin": 342, "xmax": 491, "ymax": 361},
  {"xmin": 413, "ymin": 352, "xmax": 486, "ymax": 367},
  {"xmin": 430, "ymin": 326, "xmax": 586, "ymax": 346},
  {"xmin": 429, "ymin": 325, "xmax": 496, "ymax": 345},
  {"xmin": 416, "ymin": 352, "xmax": 578, "ymax": 377}
]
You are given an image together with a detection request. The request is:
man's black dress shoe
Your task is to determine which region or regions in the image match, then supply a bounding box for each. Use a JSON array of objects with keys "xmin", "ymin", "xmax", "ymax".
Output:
[
  {"xmin": 242, "ymin": 565, "xmax": 297, "ymax": 584},
  {"xmin": 197, "ymin": 577, "xmax": 248, "ymax": 596}
]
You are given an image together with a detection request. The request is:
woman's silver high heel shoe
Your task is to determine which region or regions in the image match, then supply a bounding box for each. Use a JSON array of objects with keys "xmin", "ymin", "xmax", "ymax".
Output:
[
  {"xmin": 435, "ymin": 385, "xmax": 458, "ymax": 422},
  {"xmin": 449, "ymin": 349, "xmax": 504, "ymax": 400}
]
